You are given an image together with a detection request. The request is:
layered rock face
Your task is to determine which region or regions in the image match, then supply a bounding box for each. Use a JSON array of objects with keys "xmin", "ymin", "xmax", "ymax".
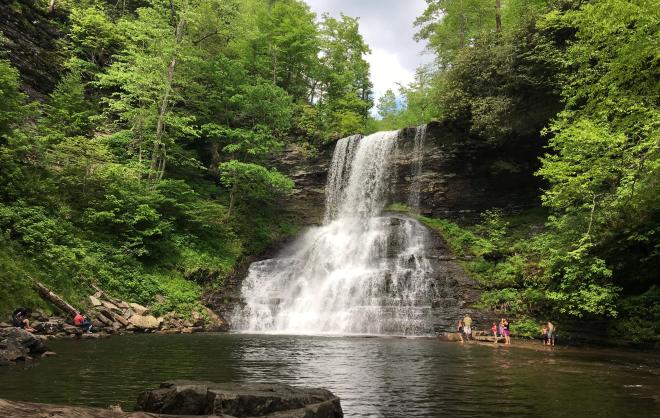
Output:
[
  {"xmin": 0, "ymin": 1, "xmax": 63, "ymax": 98},
  {"xmin": 392, "ymin": 121, "xmax": 542, "ymax": 219},
  {"xmin": 271, "ymin": 121, "xmax": 541, "ymax": 225}
]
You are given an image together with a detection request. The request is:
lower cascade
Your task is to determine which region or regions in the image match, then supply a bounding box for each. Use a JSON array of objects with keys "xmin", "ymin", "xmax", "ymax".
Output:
[{"xmin": 231, "ymin": 129, "xmax": 437, "ymax": 335}]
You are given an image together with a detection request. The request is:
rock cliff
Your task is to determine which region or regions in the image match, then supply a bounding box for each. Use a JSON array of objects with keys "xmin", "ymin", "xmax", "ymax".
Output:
[
  {"xmin": 0, "ymin": 0, "xmax": 64, "ymax": 98},
  {"xmin": 271, "ymin": 121, "xmax": 541, "ymax": 226}
]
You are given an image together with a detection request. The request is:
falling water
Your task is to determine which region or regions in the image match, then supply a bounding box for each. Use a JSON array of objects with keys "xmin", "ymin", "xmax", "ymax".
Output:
[
  {"xmin": 232, "ymin": 130, "xmax": 436, "ymax": 335},
  {"xmin": 407, "ymin": 124, "xmax": 427, "ymax": 212}
]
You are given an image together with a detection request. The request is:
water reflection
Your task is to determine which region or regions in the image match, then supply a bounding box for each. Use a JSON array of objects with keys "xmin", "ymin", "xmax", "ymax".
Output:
[{"xmin": 0, "ymin": 334, "xmax": 658, "ymax": 417}]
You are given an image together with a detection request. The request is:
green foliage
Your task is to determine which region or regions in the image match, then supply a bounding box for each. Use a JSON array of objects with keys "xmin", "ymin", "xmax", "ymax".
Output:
[
  {"xmin": 610, "ymin": 287, "xmax": 660, "ymax": 343},
  {"xmin": 509, "ymin": 317, "xmax": 541, "ymax": 339},
  {"xmin": 0, "ymin": 60, "xmax": 27, "ymax": 136},
  {"xmin": 219, "ymin": 160, "xmax": 293, "ymax": 215}
]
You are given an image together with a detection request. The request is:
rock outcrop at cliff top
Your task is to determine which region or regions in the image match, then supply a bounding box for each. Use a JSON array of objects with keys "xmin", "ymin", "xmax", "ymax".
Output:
[
  {"xmin": 0, "ymin": 327, "xmax": 49, "ymax": 366},
  {"xmin": 137, "ymin": 381, "xmax": 342, "ymax": 418}
]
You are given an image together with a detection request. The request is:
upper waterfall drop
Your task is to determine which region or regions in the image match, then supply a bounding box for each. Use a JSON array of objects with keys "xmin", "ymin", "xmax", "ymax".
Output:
[{"xmin": 231, "ymin": 129, "xmax": 437, "ymax": 336}]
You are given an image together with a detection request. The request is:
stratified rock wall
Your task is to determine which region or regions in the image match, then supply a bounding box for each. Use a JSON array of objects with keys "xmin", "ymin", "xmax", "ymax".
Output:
[
  {"xmin": 0, "ymin": 0, "xmax": 64, "ymax": 98},
  {"xmin": 271, "ymin": 121, "xmax": 542, "ymax": 225},
  {"xmin": 392, "ymin": 121, "xmax": 542, "ymax": 220}
]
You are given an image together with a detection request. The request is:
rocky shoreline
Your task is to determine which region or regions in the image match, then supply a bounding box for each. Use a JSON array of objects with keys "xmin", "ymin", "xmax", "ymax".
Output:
[
  {"xmin": 0, "ymin": 381, "xmax": 343, "ymax": 418},
  {"xmin": 1, "ymin": 286, "xmax": 230, "ymax": 366}
]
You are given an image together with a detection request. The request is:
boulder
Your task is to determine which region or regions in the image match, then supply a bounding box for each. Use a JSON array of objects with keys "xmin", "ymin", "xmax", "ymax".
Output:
[
  {"xmin": 113, "ymin": 314, "xmax": 130, "ymax": 328},
  {"xmin": 33, "ymin": 320, "xmax": 63, "ymax": 335},
  {"xmin": 128, "ymin": 303, "xmax": 149, "ymax": 315},
  {"xmin": 191, "ymin": 310, "xmax": 205, "ymax": 327},
  {"xmin": 128, "ymin": 314, "xmax": 161, "ymax": 330},
  {"xmin": 89, "ymin": 295, "xmax": 102, "ymax": 306},
  {"xmin": 0, "ymin": 328, "xmax": 49, "ymax": 366},
  {"xmin": 101, "ymin": 301, "xmax": 122, "ymax": 314},
  {"xmin": 203, "ymin": 308, "xmax": 229, "ymax": 332},
  {"xmin": 116, "ymin": 301, "xmax": 130, "ymax": 309},
  {"xmin": 62, "ymin": 325, "xmax": 82, "ymax": 335},
  {"xmin": 137, "ymin": 380, "xmax": 343, "ymax": 417}
]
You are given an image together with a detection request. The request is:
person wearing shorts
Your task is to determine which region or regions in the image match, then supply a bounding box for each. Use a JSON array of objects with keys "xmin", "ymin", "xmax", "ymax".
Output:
[{"xmin": 502, "ymin": 318, "xmax": 511, "ymax": 345}]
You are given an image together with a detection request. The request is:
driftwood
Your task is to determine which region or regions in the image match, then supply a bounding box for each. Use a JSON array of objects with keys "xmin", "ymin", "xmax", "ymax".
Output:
[{"xmin": 33, "ymin": 281, "xmax": 78, "ymax": 317}]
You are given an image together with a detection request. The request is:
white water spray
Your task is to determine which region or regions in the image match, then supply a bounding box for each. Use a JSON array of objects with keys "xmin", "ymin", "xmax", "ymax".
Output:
[{"xmin": 232, "ymin": 130, "xmax": 436, "ymax": 335}]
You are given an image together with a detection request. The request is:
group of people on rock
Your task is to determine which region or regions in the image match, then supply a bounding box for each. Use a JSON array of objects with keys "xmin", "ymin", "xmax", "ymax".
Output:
[
  {"xmin": 456, "ymin": 314, "xmax": 556, "ymax": 346},
  {"xmin": 491, "ymin": 318, "xmax": 511, "ymax": 345},
  {"xmin": 10, "ymin": 307, "xmax": 93, "ymax": 333}
]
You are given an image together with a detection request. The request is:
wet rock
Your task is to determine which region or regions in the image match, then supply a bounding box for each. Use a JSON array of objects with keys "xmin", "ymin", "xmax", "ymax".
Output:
[
  {"xmin": 33, "ymin": 320, "xmax": 63, "ymax": 335},
  {"xmin": 0, "ymin": 328, "xmax": 49, "ymax": 366},
  {"xmin": 137, "ymin": 380, "xmax": 343, "ymax": 417},
  {"xmin": 62, "ymin": 325, "xmax": 82, "ymax": 335}
]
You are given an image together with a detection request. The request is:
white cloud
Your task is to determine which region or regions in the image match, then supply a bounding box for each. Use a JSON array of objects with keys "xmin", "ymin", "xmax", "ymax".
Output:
[
  {"xmin": 367, "ymin": 48, "xmax": 415, "ymax": 104},
  {"xmin": 304, "ymin": 0, "xmax": 432, "ymax": 114}
]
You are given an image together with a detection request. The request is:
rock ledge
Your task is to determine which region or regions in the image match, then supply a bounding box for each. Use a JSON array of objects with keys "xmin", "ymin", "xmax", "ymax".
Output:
[{"xmin": 137, "ymin": 381, "xmax": 343, "ymax": 417}]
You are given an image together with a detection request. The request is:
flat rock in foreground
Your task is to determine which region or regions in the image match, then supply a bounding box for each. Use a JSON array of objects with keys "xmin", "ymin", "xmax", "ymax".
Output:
[
  {"xmin": 0, "ymin": 399, "xmax": 231, "ymax": 417},
  {"xmin": 137, "ymin": 381, "xmax": 343, "ymax": 417}
]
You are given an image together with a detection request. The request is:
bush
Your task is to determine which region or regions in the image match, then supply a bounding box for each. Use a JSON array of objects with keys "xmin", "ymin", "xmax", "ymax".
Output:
[{"xmin": 509, "ymin": 317, "xmax": 540, "ymax": 339}]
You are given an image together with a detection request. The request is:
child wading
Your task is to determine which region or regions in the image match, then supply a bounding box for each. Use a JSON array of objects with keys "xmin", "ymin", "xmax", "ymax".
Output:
[{"xmin": 541, "ymin": 325, "xmax": 549, "ymax": 345}]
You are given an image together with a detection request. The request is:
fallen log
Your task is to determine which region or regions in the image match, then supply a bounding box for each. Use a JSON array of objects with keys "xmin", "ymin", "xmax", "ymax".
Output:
[{"xmin": 33, "ymin": 281, "xmax": 77, "ymax": 317}]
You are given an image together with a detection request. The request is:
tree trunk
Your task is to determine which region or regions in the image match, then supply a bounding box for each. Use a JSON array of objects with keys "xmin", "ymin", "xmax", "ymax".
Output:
[
  {"xmin": 495, "ymin": 0, "xmax": 502, "ymax": 33},
  {"xmin": 149, "ymin": 14, "xmax": 186, "ymax": 181},
  {"xmin": 47, "ymin": 0, "xmax": 57, "ymax": 13},
  {"xmin": 33, "ymin": 281, "xmax": 78, "ymax": 317},
  {"xmin": 209, "ymin": 142, "xmax": 221, "ymax": 175}
]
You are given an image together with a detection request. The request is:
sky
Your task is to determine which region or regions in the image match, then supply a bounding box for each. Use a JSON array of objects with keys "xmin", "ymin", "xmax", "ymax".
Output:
[{"xmin": 304, "ymin": 0, "xmax": 432, "ymax": 112}]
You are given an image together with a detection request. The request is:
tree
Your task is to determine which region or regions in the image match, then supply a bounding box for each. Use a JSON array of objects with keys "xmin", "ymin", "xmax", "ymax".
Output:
[
  {"xmin": 97, "ymin": 0, "xmax": 240, "ymax": 180},
  {"xmin": 317, "ymin": 13, "xmax": 373, "ymax": 138},
  {"xmin": 537, "ymin": 0, "xmax": 660, "ymax": 290},
  {"xmin": 219, "ymin": 160, "xmax": 293, "ymax": 216}
]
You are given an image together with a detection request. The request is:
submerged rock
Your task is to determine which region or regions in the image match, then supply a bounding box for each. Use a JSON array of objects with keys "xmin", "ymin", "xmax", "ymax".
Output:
[{"xmin": 137, "ymin": 380, "xmax": 343, "ymax": 417}]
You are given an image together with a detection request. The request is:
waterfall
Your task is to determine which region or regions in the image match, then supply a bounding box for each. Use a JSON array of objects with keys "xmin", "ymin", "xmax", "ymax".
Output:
[
  {"xmin": 232, "ymin": 129, "xmax": 436, "ymax": 335},
  {"xmin": 407, "ymin": 124, "xmax": 427, "ymax": 212}
]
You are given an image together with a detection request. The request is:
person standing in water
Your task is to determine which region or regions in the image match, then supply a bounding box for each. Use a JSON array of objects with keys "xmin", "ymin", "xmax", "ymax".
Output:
[
  {"xmin": 457, "ymin": 320, "xmax": 465, "ymax": 343},
  {"xmin": 502, "ymin": 318, "xmax": 511, "ymax": 345},
  {"xmin": 463, "ymin": 314, "xmax": 473, "ymax": 340},
  {"xmin": 547, "ymin": 321, "xmax": 555, "ymax": 346},
  {"xmin": 541, "ymin": 324, "xmax": 549, "ymax": 345}
]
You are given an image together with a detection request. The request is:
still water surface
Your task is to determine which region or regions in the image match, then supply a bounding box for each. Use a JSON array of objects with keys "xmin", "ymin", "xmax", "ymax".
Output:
[{"xmin": 0, "ymin": 333, "xmax": 658, "ymax": 417}]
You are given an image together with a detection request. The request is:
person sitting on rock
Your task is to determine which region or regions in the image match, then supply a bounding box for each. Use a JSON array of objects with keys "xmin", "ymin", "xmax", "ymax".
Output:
[
  {"xmin": 11, "ymin": 307, "xmax": 35, "ymax": 332},
  {"xmin": 73, "ymin": 311, "xmax": 93, "ymax": 333}
]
